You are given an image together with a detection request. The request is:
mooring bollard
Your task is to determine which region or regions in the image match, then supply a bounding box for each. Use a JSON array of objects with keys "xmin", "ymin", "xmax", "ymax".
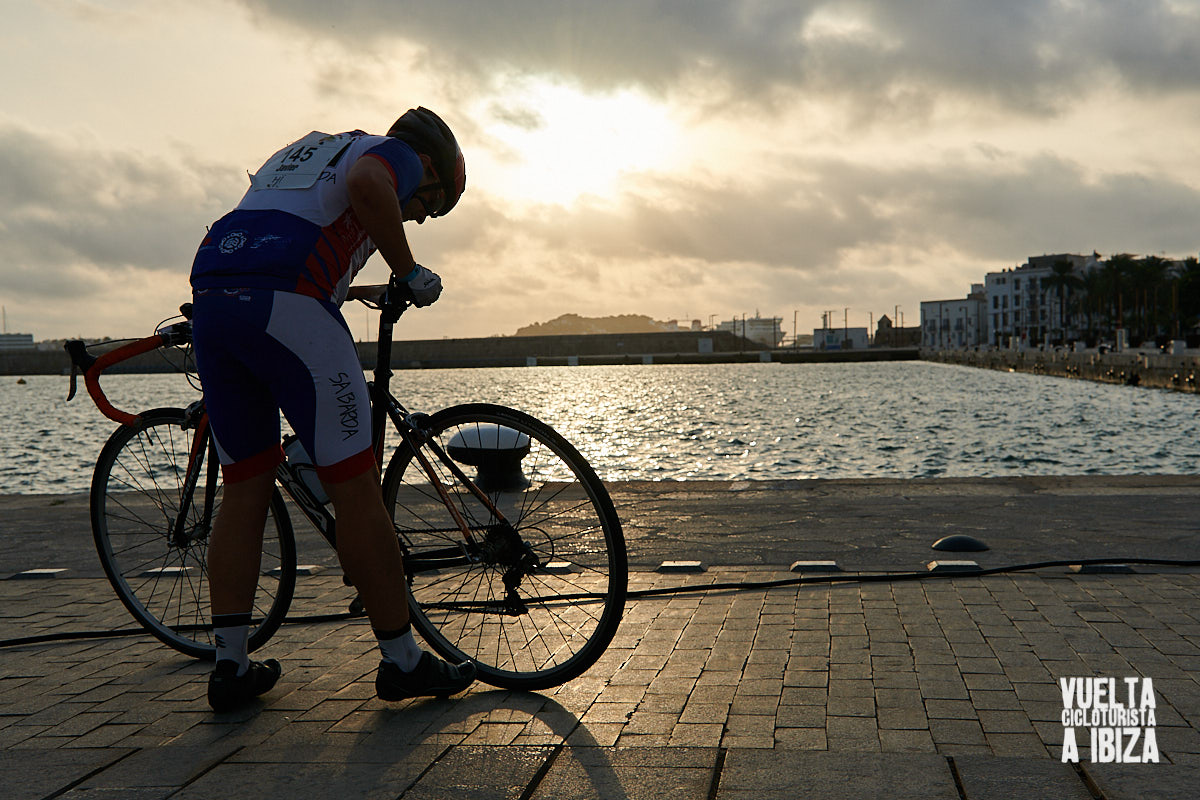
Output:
[{"xmin": 447, "ymin": 424, "xmax": 532, "ymax": 492}]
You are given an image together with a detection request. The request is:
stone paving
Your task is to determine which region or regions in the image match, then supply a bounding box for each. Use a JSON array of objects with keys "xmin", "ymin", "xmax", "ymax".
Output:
[
  {"xmin": 2, "ymin": 477, "xmax": 1199, "ymax": 798},
  {"xmin": 3, "ymin": 566, "xmax": 1199, "ymax": 798}
]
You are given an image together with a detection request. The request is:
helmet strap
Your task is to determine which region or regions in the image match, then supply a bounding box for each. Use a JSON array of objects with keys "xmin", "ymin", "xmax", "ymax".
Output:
[{"xmin": 416, "ymin": 154, "xmax": 442, "ymax": 189}]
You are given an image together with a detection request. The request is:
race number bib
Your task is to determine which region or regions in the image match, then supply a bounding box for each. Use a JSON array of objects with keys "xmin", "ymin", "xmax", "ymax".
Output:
[{"xmin": 249, "ymin": 131, "xmax": 354, "ymax": 190}]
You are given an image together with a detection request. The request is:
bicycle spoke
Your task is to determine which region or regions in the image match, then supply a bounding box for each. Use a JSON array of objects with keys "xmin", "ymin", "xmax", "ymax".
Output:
[
  {"xmin": 384, "ymin": 405, "xmax": 625, "ymax": 689},
  {"xmin": 93, "ymin": 409, "xmax": 295, "ymax": 659}
]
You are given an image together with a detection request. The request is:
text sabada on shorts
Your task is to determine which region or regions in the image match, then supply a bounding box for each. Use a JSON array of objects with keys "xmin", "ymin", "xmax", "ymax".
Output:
[{"xmin": 1060, "ymin": 677, "xmax": 1159, "ymax": 764}]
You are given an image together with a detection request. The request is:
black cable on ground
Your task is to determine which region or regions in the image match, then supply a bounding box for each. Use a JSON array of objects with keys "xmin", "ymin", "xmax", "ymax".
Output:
[
  {"xmin": 624, "ymin": 556, "xmax": 1200, "ymax": 600},
  {"xmin": 1, "ymin": 556, "xmax": 1197, "ymax": 650}
]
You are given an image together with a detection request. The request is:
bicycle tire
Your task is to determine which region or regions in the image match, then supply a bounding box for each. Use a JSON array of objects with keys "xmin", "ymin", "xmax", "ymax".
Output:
[
  {"xmin": 381, "ymin": 403, "xmax": 627, "ymax": 690},
  {"xmin": 90, "ymin": 407, "xmax": 297, "ymax": 660}
]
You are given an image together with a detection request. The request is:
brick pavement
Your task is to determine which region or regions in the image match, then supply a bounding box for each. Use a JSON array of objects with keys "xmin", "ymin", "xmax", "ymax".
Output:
[{"xmin": 2, "ymin": 565, "xmax": 1199, "ymax": 798}]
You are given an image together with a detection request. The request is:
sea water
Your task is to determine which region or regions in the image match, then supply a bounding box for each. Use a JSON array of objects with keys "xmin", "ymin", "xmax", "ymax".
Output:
[{"xmin": 3, "ymin": 361, "xmax": 1198, "ymax": 494}]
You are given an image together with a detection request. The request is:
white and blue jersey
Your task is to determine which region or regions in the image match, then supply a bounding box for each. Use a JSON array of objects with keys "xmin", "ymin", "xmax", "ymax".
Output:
[
  {"xmin": 189, "ymin": 131, "xmax": 423, "ymax": 483},
  {"xmin": 191, "ymin": 132, "xmax": 424, "ymax": 305}
]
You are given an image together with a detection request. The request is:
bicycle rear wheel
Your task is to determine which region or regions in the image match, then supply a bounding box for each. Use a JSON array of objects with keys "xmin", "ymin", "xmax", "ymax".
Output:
[
  {"xmin": 382, "ymin": 403, "xmax": 626, "ymax": 690},
  {"xmin": 91, "ymin": 407, "xmax": 296, "ymax": 660}
]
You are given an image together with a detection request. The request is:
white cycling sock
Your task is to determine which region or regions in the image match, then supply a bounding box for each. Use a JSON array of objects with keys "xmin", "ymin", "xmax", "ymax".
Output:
[
  {"xmin": 375, "ymin": 624, "xmax": 422, "ymax": 672},
  {"xmin": 213, "ymin": 612, "xmax": 251, "ymax": 676}
]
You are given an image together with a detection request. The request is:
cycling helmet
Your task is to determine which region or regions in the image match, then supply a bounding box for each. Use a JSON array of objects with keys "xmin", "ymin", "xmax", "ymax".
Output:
[{"xmin": 387, "ymin": 107, "xmax": 466, "ymax": 217}]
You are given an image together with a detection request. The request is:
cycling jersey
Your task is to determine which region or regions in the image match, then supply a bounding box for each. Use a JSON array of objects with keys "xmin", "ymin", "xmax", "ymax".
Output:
[
  {"xmin": 189, "ymin": 131, "xmax": 420, "ymax": 483},
  {"xmin": 190, "ymin": 133, "xmax": 424, "ymax": 305}
]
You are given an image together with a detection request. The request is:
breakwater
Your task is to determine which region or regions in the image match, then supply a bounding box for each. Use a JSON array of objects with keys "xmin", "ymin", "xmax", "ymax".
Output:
[
  {"xmin": 1, "ymin": 329, "xmax": 918, "ymax": 375},
  {"xmin": 924, "ymin": 347, "xmax": 1200, "ymax": 393}
]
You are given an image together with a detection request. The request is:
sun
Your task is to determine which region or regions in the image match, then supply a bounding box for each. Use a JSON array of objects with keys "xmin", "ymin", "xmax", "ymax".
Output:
[{"xmin": 480, "ymin": 79, "xmax": 678, "ymax": 207}]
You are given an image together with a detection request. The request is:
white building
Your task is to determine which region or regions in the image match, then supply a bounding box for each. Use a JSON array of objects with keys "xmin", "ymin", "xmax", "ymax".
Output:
[
  {"xmin": 984, "ymin": 253, "xmax": 1098, "ymax": 348},
  {"xmin": 921, "ymin": 285, "xmax": 987, "ymax": 349},
  {"xmin": 718, "ymin": 315, "xmax": 784, "ymax": 348},
  {"xmin": 813, "ymin": 326, "xmax": 870, "ymax": 350}
]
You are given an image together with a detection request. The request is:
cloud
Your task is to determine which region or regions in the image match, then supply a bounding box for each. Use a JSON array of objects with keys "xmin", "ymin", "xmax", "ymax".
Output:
[
  {"xmin": 4, "ymin": 109, "xmax": 1197, "ymax": 341},
  {"xmin": 459, "ymin": 148, "xmax": 1200, "ymax": 306},
  {"xmin": 234, "ymin": 0, "xmax": 1200, "ymax": 116},
  {"xmin": 888, "ymin": 154, "xmax": 1200, "ymax": 259},
  {"xmin": 0, "ymin": 123, "xmax": 248, "ymax": 336},
  {"xmin": 0, "ymin": 124, "xmax": 238, "ymax": 300}
]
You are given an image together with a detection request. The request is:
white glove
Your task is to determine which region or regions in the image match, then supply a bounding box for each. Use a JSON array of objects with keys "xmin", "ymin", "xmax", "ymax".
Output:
[{"xmin": 406, "ymin": 265, "xmax": 443, "ymax": 307}]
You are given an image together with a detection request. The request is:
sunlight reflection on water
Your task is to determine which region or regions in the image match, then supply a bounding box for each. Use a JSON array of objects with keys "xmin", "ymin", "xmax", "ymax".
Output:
[{"xmin": 4, "ymin": 361, "xmax": 1198, "ymax": 494}]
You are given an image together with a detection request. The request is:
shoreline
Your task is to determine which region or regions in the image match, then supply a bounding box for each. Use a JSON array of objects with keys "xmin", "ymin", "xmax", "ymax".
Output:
[
  {"xmin": 4, "ymin": 471, "xmax": 1200, "ymax": 500},
  {"xmin": 5, "ymin": 471, "xmax": 1200, "ymax": 495}
]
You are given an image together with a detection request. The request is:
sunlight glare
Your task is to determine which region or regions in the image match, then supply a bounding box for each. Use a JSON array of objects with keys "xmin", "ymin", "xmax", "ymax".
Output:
[{"xmin": 484, "ymin": 80, "xmax": 677, "ymax": 207}]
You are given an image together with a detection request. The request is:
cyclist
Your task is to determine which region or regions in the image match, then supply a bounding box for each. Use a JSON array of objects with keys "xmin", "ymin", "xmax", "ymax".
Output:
[{"xmin": 189, "ymin": 107, "xmax": 475, "ymax": 712}]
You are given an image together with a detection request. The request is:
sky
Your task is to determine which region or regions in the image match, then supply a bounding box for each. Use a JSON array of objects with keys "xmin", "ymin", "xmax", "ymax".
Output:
[{"xmin": 3, "ymin": 0, "xmax": 1200, "ymax": 343}]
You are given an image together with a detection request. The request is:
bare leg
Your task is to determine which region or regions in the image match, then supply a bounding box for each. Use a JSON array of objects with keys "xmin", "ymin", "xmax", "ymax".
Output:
[
  {"xmin": 324, "ymin": 466, "xmax": 410, "ymax": 631},
  {"xmin": 325, "ymin": 465, "xmax": 474, "ymax": 697},
  {"xmin": 208, "ymin": 470, "xmax": 275, "ymax": 616}
]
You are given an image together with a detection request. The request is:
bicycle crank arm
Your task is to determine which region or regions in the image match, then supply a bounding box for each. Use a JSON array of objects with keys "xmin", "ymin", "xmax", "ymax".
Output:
[{"xmin": 404, "ymin": 548, "xmax": 474, "ymax": 575}]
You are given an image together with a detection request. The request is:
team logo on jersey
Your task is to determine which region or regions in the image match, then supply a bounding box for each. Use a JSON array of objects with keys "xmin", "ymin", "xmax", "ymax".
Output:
[{"xmin": 219, "ymin": 231, "xmax": 248, "ymax": 254}]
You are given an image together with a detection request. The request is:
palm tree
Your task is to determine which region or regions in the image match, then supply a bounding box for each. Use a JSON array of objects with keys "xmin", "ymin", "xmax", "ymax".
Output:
[
  {"xmin": 1080, "ymin": 268, "xmax": 1105, "ymax": 343},
  {"xmin": 1175, "ymin": 256, "xmax": 1200, "ymax": 338},
  {"xmin": 1132, "ymin": 255, "xmax": 1170, "ymax": 344},
  {"xmin": 1041, "ymin": 259, "xmax": 1084, "ymax": 344},
  {"xmin": 1102, "ymin": 254, "xmax": 1137, "ymax": 336}
]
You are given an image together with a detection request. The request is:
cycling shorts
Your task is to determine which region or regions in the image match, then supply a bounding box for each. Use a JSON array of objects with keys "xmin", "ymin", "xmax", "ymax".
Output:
[{"xmin": 190, "ymin": 288, "xmax": 375, "ymax": 484}]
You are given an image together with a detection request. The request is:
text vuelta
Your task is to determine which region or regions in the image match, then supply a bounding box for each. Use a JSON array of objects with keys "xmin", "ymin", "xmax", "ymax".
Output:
[{"xmin": 1060, "ymin": 677, "xmax": 1158, "ymax": 763}]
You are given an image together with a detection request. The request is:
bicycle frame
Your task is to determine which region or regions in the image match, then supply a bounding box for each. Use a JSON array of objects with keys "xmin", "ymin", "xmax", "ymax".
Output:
[
  {"xmin": 65, "ymin": 284, "xmax": 515, "ymax": 579},
  {"xmin": 366, "ymin": 285, "xmax": 514, "ymax": 547}
]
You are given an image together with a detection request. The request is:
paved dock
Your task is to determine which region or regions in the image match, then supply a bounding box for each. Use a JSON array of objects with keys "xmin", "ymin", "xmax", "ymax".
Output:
[{"xmin": 2, "ymin": 477, "xmax": 1199, "ymax": 798}]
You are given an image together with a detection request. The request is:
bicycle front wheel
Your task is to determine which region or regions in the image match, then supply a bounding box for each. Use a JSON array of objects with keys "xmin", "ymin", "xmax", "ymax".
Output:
[
  {"xmin": 91, "ymin": 407, "xmax": 296, "ymax": 659},
  {"xmin": 382, "ymin": 403, "xmax": 627, "ymax": 690}
]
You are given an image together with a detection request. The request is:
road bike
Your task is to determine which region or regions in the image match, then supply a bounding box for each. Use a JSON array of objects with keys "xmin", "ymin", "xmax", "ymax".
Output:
[{"xmin": 64, "ymin": 279, "xmax": 627, "ymax": 690}]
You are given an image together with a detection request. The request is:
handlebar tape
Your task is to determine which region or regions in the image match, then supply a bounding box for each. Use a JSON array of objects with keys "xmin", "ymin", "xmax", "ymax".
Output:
[{"xmin": 82, "ymin": 334, "xmax": 168, "ymax": 425}]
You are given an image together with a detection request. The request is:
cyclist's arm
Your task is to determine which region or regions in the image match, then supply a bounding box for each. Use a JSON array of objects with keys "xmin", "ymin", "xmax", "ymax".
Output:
[{"xmin": 346, "ymin": 157, "xmax": 418, "ymax": 279}]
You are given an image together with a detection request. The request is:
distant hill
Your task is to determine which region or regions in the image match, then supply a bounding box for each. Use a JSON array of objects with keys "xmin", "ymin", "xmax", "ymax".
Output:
[{"xmin": 513, "ymin": 314, "xmax": 673, "ymax": 337}]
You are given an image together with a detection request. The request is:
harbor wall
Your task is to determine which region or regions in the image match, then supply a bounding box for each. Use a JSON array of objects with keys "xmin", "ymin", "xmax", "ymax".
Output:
[
  {"xmin": 1, "ymin": 331, "xmax": 918, "ymax": 375},
  {"xmin": 924, "ymin": 347, "xmax": 1200, "ymax": 393}
]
